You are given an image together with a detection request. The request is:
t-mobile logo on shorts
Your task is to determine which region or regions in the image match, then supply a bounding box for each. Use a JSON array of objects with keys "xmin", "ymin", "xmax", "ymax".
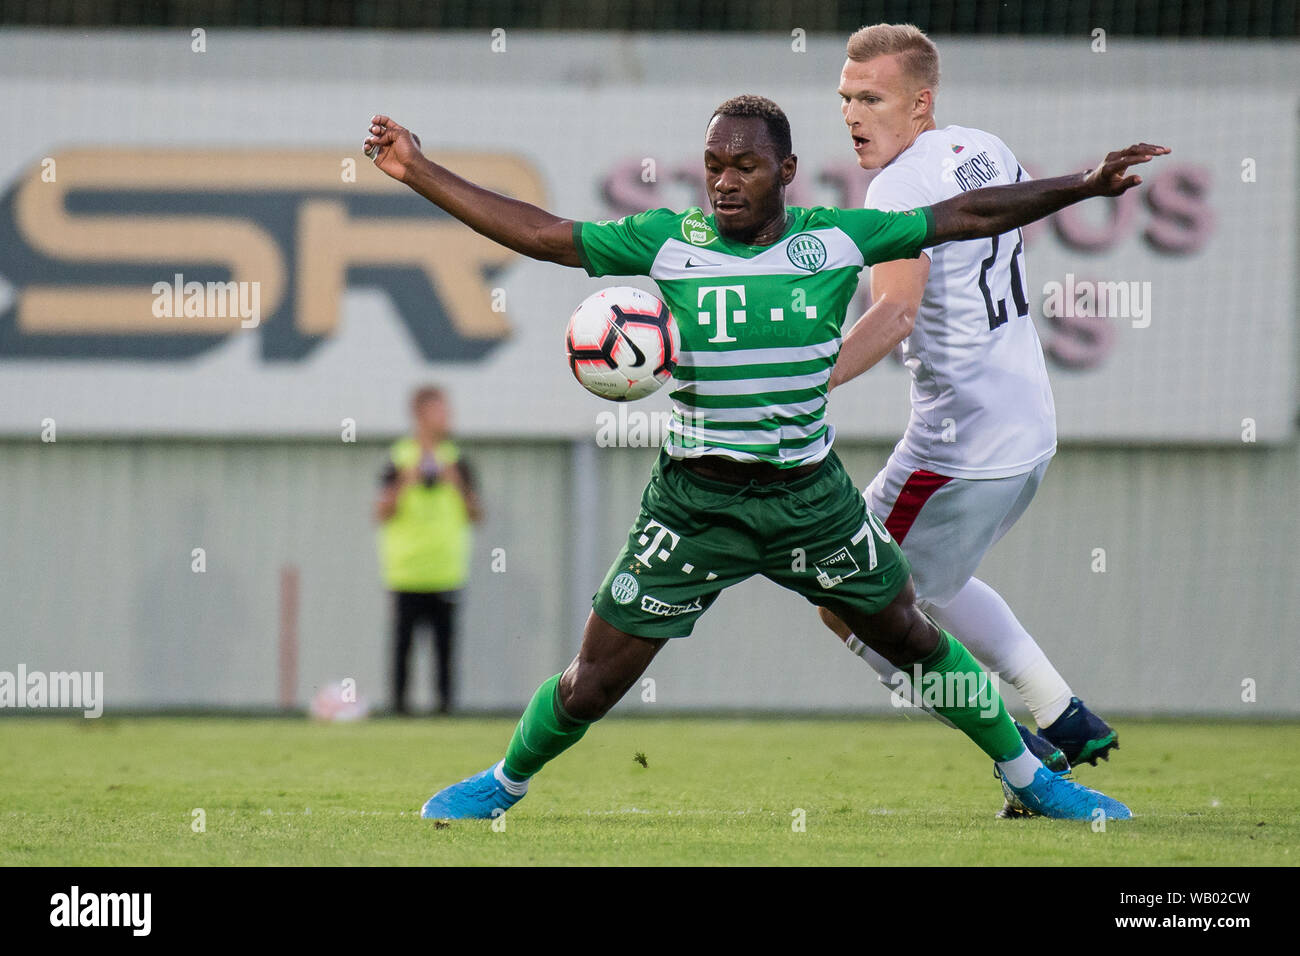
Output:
[{"xmin": 633, "ymin": 520, "xmax": 681, "ymax": 567}]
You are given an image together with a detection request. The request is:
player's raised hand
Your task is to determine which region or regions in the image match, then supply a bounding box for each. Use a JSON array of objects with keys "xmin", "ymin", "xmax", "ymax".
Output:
[
  {"xmin": 363, "ymin": 115, "xmax": 424, "ymax": 182},
  {"xmin": 1082, "ymin": 143, "xmax": 1171, "ymax": 197},
  {"xmin": 362, "ymin": 113, "xmax": 581, "ymax": 267}
]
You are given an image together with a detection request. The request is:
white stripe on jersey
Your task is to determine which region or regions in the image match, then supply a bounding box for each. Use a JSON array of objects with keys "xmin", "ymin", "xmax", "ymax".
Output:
[
  {"xmin": 669, "ymin": 419, "xmax": 828, "ymax": 446},
  {"xmin": 671, "ymin": 368, "xmax": 832, "ymax": 396},
  {"xmin": 678, "ymin": 338, "xmax": 840, "ymax": 367},
  {"xmin": 686, "ymin": 395, "xmax": 827, "ymax": 423}
]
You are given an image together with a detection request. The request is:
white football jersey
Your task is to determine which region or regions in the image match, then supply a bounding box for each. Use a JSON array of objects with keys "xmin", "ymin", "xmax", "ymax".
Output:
[{"xmin": 865, "ymin": 125, "xmax": 1057, "ymax": 479}]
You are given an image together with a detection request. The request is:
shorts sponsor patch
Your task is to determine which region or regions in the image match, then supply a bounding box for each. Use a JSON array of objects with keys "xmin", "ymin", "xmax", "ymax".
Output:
[
  {"xmin": 639, "ymin": 594, "xmax": 703, "ymax": 617},
  {"xmin": 610, "ymin": 572, "xmax": 640, "ymax": 605},
  {"xmin": 814, "ymin": 547, "xmax": 860, "ymax": 589}
]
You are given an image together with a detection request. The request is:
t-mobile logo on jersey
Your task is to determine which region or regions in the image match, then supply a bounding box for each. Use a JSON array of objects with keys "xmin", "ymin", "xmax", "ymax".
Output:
[{"xmin": 696, "ymin": 285, "xmax": 747, "ymax": 344}]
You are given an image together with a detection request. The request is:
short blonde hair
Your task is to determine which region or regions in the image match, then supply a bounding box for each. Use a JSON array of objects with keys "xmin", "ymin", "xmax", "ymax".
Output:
[{"xmin": 846, "ymin": 23, "xmax": 940, "ymax": 92}]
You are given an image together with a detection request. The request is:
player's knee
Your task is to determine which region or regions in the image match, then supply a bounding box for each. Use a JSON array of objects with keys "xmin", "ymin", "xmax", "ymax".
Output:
[
  {"xmin": 558, "ymin": 667, "xmax": 615, "ymax": 722},
  {"xmin": 892, "ymin": 607, "xmax": 939, "ymax": 666},
  {"xmin": 853, "ymin": 593, "xmax": 938, "ymax": 668}
]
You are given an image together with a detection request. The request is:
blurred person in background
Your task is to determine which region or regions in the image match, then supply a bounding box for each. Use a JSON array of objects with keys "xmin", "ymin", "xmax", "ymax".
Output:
[{"xmin": 375, "ymin": 386, "xmax": 483, "ymax": 715}]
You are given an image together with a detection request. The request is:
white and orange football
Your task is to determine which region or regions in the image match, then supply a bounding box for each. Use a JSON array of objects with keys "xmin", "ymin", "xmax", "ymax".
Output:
[{"xmin": 565, "ymin": 286, "xmax": 680, "ymax": 402}]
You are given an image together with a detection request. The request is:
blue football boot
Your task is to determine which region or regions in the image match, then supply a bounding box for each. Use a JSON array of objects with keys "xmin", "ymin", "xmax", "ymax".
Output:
[
  {"xmin": 997, "ymin": 721, "xmax": 1071, "ymax": 818},
  {"xmin": 997, "ymin": 765, "xmax": 1133, "ymax": 821},
  {"xmin": 420, "ymin": 761, "xmax": 527, "ymax": 820}
]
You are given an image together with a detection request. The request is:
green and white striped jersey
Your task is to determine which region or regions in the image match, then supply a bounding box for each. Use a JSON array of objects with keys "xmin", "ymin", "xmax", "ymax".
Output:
[{"xmin": 573, "ymin": 204, "xmax": 934, "ymax": 467}]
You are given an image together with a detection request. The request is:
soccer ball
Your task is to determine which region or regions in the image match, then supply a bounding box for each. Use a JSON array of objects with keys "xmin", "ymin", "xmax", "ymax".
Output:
[{"xmin": 565, "ymin": 286, "xmax": 680, "ymax": 401}]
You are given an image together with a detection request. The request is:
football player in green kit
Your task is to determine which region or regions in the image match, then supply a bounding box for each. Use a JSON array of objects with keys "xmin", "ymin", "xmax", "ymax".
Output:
[{"xmin": 363, "ymin": 98, "xmax": 1167, "ymax": 821}]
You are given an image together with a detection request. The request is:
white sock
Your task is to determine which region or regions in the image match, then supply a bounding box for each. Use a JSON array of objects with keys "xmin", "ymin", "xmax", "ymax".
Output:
[
  {"xmin": 995, "ymin": 747, "xmax": 1044, "ymax": 789},
  {"xmin": 930, "ymin": 577, "xmax": 1073, "ymax": 728},
  {"xmin": 493, "ymin": 760, "xmax": 529, "ymax": 796}
]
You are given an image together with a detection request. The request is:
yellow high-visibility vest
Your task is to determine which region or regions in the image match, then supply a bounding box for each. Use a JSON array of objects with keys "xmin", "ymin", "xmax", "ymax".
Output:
[{"xmin": 378, "ymin": 437, "xmax": 472, "ymax": 592}]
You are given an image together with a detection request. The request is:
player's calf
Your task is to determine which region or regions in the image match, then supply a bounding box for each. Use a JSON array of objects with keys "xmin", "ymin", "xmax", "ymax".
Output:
[{"xmin": 558, "ymin": 613, "xmax": 666, "ymax": 721}]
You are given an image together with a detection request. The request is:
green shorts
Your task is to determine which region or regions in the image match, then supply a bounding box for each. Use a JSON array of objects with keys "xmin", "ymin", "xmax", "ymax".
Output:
[{"xmin": 592, "ymin": 449, "xmax": 911, "ymax": 639}]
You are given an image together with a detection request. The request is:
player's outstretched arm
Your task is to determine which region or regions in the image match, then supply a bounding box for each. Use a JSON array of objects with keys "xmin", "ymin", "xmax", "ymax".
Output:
[
  {"xmin": 363, "ymin": 115, "xmax": 581, "ymax": 267},
  {"xmin": 926, "ymin": 143, "xmax": 1170, "ymax": 245}
]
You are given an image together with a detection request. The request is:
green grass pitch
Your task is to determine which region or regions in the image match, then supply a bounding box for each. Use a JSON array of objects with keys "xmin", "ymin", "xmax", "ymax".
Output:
[{"xmin": 1, "ymin": 715, "xmax": 1295, "ymax": 866}]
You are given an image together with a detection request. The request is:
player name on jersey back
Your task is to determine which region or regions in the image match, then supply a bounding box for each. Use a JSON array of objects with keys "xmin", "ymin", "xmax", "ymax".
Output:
[
  {"xmin": 866, "ymin": 125, "xmax": 1058, "ymax": 479},
  {"xmin": 948, "ymin": 149, "xmax": 1002, "ymax": 191}
]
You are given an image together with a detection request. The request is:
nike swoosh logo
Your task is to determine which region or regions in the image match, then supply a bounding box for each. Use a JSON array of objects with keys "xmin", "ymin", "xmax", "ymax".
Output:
[
  {"xmin": 685, "ymin": 258, "xmax": 712, "ymax": 269},
  {"xmin": 610, "ymin": 318, "xmax": 647, "ymax": 368}
]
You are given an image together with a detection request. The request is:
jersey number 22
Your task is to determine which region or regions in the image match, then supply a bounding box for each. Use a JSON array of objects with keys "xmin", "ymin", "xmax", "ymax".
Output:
[{"xmin": 978, "ymin": 229, "xmax": 1029, "ymax": 331}]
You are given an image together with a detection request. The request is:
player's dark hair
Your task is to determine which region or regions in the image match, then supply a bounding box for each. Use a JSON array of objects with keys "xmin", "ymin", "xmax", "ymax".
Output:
[{"xmin": 710, "ymin": 95, "xmax": 793, "ymax": 161}]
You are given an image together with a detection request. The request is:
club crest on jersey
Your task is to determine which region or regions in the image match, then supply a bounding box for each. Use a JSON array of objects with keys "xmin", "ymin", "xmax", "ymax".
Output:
[
  {"xmin": 681, "ymin": 212, "xmax": 718, "ymax": 246},
  {"xmin": 786, "ymin": 233, "xmax": 827, "ymax": 272}
]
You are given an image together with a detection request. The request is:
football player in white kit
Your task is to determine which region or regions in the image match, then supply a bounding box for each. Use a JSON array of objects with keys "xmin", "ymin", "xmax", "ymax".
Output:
[{"xmin": 823, "ymin": 24, "xmax": 1120, "ymax": 809}]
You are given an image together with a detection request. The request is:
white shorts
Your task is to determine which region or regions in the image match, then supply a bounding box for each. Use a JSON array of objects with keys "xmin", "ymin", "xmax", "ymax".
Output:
[{"xmin": 863, "ymin": 456, "xmax": 1051, "ymax": 609}]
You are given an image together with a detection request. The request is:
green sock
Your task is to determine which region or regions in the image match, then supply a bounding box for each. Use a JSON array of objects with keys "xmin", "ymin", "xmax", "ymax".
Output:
[
  {"xmin": 502, "ymin": 674, "xmax": 591, "ymax": 781},
  {"xmin": 913, "ymin": 630, "xmax": 1025, "ymax": 763}
]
